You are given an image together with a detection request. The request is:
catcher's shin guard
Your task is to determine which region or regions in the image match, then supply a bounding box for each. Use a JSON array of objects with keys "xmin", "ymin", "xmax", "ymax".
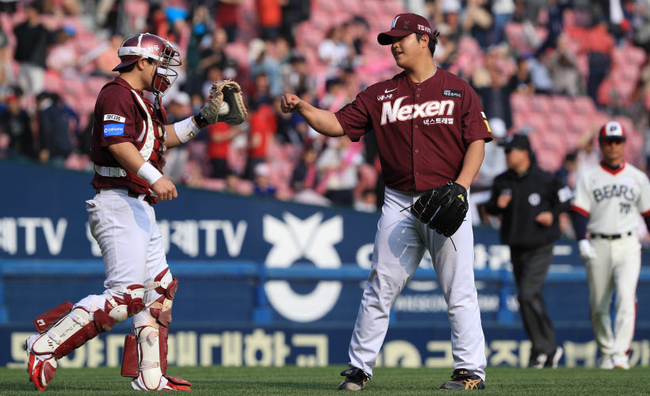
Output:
[
  {"xmin": 122, "ymin": 270, "xmax": 190, "ymax": 391},
  {"xmin": 26, "ymin": 303, "xmax": 116, "ymax": 390}
]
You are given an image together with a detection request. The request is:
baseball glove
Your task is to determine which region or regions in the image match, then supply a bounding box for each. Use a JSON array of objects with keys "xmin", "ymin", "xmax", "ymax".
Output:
[
  {"xmin": 410, "ymin": 181, "xmax": 469, "ymax": 237},
  {"xmin": 199, "ymin": 80, "xmax": 248, "ymax": 126}
]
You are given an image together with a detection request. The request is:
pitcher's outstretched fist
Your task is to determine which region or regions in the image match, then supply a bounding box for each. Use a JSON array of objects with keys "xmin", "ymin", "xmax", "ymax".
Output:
[{"xmin": 281, "ymin": 94, "xmax": 302, "ymax": 113}]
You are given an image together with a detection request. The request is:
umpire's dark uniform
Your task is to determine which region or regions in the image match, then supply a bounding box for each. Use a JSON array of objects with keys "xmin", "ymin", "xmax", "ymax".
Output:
[{"xmin": 486, "ymin": 135, "xmax": 572, "ymax": 367}]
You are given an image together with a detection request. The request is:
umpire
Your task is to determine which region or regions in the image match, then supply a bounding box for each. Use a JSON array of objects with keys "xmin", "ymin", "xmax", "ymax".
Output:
[{"xmin": 486, "ymin": 134, "xmax": 572, "ymax": 368}]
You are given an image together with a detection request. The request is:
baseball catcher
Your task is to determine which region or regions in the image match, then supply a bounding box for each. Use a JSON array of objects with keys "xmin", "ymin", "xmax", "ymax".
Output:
[
  {"xmin": 411, "ymin": 181, "xmax": 469, "ymax": 237},
  {"xmin": 194, "ymin": 80, "xmax": 247, "ymax": 127}
]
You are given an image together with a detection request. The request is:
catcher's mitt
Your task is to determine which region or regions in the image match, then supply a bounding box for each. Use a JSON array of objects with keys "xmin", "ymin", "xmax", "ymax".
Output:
[
  {"xmin": 199, "ymin": 80, "xmax": 248, "ymax": 126},
  {"xmin": 410, "ymin": 181, "xmax": 469, "ymax": 237}
]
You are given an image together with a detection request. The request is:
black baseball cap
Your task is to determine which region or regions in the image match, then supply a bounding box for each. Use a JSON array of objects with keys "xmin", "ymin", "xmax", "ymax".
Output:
[
  {"xmin": 377, "ymin": 13, "xmax": 435, "ymax": 45},
  {"xmin": 501, "ymin": 134, "xmax": 531, "ymax": 151}
]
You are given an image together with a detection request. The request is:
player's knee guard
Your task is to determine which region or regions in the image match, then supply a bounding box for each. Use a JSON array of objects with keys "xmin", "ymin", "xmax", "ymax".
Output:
[
  {"xmin": 103, "ymin": 284, "xmax": 146, "ymax": 322},
  {"xmin": 29, "ymin": 302, "xmax": 116, "ymax": 359},
  {"xmin": 148, "ymin": 269, "xmax": 178, "ymax": 327}
]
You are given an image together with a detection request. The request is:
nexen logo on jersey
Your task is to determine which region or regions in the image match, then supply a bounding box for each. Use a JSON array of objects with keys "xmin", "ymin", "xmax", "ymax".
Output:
[
  {"xmin": 381, "ymin": 96, "xmax": 455, "ymax": 125},
  {"xmin": 104, "ymin": 124, "xmax": 125, "ymax": 137},
  {"xmin": 592, "ymin": 184, "xmax": 636, "ymax": 203}
]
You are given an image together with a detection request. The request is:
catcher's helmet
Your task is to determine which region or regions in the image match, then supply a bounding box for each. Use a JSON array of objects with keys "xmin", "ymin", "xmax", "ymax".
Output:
[{"xmin": 113, "ymin": 33, "xmax": 181, "ymax": 96}]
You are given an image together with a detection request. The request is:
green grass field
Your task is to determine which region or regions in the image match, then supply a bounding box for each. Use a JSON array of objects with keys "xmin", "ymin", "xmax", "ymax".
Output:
[{"xmin": 1, "ymin": 366, "xmax": 647, "ymax": 395}]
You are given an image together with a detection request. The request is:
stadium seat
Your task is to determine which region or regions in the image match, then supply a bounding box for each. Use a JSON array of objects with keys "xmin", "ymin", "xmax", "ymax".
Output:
[
  {"xmin": 44, "ymin": 70, "xmax": 64, "ymax": 93},
  {"xmin": 572, "ymin": 96, "xmax": 596, "ymax": 115}
]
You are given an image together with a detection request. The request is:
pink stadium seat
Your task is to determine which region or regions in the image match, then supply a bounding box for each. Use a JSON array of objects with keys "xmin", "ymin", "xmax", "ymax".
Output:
[
  {"xmin": 510, "ymin": 94, "xmax": 531, "ymax": 113},
  {"xmin": 550, "ymin": 95, "xmax": 572, "ymax": 114},
  {"xmin": 572, "ymin": 96, "xmax": 596, "ymax": 115},
  {"xmin": 44, "ymin": 70, "xmax": 63, "ymax": 93},
  {"xmin": 529, "ymin": 95, "xmax": 552, "ymax": 114}
]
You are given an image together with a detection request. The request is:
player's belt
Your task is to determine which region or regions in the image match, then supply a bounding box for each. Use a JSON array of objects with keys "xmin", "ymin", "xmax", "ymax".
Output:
[
  {"xmin": 95, "ymin": 188, "xmax": 142, "ymax": 199},
  {"xmin": 590, "ymin": 231, "xmax": 634, "ymax": 240}
]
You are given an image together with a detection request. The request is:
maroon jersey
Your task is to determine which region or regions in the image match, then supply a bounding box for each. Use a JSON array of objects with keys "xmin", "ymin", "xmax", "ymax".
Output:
[
  {"xmin": 90, "ymin": 78, "xmax": 167, "ymax": 203},
  {"xmin": 335, "ymin": 69, "xmax": 492, "ymax": 192}
]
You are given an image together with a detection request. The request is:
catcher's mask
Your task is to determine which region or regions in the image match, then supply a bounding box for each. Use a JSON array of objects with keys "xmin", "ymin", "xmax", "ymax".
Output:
[{"xmin": 113, "ymin": 33, "xmax": 181, "ymax": 96}]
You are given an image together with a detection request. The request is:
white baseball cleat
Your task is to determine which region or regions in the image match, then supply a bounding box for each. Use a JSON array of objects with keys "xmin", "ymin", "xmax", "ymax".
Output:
[
  {"xmin": 25, "ymin": 334, "xmax": 58, "ymax": 391},
  {"xmin": 613, "ymin": 356, "xmax": 630, "ymax": 370},
  {"xmin": 598, "ymin": 355, "xmax": 614, "ymax": 370}
]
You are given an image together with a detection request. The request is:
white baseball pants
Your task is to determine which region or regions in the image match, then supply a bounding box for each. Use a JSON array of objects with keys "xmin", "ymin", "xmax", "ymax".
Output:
[
  {"xmin": 347, "ymin": 187, "xmax": 487, "ymax": 380},
  {"xmin": 587, "ymin": 235, "xmax": 640, "ymax": 360}
]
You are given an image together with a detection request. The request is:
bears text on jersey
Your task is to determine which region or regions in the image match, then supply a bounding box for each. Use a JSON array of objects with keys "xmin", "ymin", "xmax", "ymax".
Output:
[{"xmin": 592, "ymin": 183, "xmax": 636, "ymax": 203}]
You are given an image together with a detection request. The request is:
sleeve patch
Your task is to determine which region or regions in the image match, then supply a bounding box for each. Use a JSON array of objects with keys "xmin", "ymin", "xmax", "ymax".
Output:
[
  {"xmin": 104, "ymin": 124, "xmax": 125, "ymax": 137},
  {"xmin": 104, "ymin": 114, "xmax": 126, "ymax": 123}
]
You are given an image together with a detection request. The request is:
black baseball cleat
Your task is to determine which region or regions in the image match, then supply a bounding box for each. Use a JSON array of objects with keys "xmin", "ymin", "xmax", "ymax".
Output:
[
  {"xmin": 439, "ymin": 368, "xmax": 485, "ymax": 390},
  {"xmin": 338, "ymin": 367, "xmax": 369, "ymax": 391}
]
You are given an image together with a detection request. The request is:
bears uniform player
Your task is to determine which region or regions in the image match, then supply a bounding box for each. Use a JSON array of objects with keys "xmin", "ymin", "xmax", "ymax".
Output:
[
  {"xmin": 25, "ymin": 33, "xmax": 222, "ymax": 391},
  {"xmin": 282, "ymin": 13, "xmax": 490, "ymax": 391},
  {"xmin": 571, "ymin": 121, "xmax": 650, "ymax": 370}
]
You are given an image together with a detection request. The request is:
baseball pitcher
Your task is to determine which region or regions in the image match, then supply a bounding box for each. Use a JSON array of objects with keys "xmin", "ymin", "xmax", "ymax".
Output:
[{"xmin": 282, "ymin": 13, "xmax": 490, "ymax": 391}]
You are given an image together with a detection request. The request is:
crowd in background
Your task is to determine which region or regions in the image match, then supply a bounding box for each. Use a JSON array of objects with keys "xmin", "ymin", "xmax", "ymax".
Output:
[{"xmin": 2, "ymin": 0, "xmax": 650, "ymax": 227}]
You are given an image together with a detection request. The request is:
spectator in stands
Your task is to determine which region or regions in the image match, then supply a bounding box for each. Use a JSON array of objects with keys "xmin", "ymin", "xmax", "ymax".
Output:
[
  {"xmin": 475, "ymin": 117, "xmax": 508, "ymax": 190},
  {"xmin": 283, "ymin": 53, "xmax": 315, "ymax": 95},
  {"xmin": 215, "ymin": 0, "xmax": 243, "ymax": 43},
  {"xmin": 13, "ymin": 2, "xmax": 54, "ymax": 96},
  {"xmin": 0, "ymin": 93, "xmax": 35, "ymax": 159},
  {"xmin": 433, "ymin": 23, "xmax": 458, "ymax": 69},
  {"xmin": 545, "ymin": 34, "xmax": 582, "ymax": 96},
  {"xmin": 316, "ymin": 137, "xmax": 364, "ymax": 207},
  {"xmin": 93, "ymin": 33, "xmax": 122, "ymax": 77},
  {"xmin": 249, "ymin": 39, "xmax": 283, "ymax": 98},
  {"xmin": 163, "ymin": 92, "xmax": 193, "ymax": 183},
  {"xmin": 46, "ymin": 26, "xmax": 78, "ymax": 73},
  {"xmin": 576, "ymin": 124, "xmax": 602, "ymax": 175},
  {"xmin": 198, "ymin": 28, "xmax": 232, "ymax": 85},
  {"xmin": 257, "ymin": 0, "xmax": 282, "ymax": 41},
  {"xmin": 528, "ymin": 54, "xmax": 554, "ymax": 94},
  {"xmin": 0, "ymin": 31, "xmax": 12, "ymax": 98},
  {"xmin": 279, "ymin": 0, "xmax": 311, "ymax": 46},
  {"xmin": 534, "ymin": 0, "xmax": 571, "ymax": 58},
  {"xmin": 291, "ymin": 144, "xmax": 320, "ymax": 192},
  {"xmin": 252, "ymin": 162, "xmax": 277, "ymax": 198},
  {"xmin": 318, "ymin": 25, "xmax": 353, "ymax": 77},
  {"xmin": 508, "ymin": 56, "xmax": 535, "ymax": 96},
  {"xmin": 36, "ymin": 92, "xmax": 73, "ymax": 168},
  {"xmin": 491, "ymin": 0, "xmax": 515, "ymax": 45},
  {"xmin": 462, "ymin": 0, "xmax": 494, "ymax": 49},
  {"xmin": 249, "ymin": 72, "xmax": 274, "ymax": 109},
  {"xmin": 486, "ymin": 134, "xmax": 571, "ymax": 369},
  {"xmin": 319, "ymin": 77, "xmax": 351, "ymax": 113},
  {"xmin": 207, "ymin": 121, "xmax": 241, "ymax": 179},
  {"xmin": 244, "ymin": 102, "xmax": 277, "ymax": 180},
  {"xmin": 474, "ymin": 47, "xmax": 514, "ymax": 129},
  {"xmin": 554, "ymin": 151, "xmax": 578, "ymax": 191},
  {"xmin": 201, "ymin": 65, "xmax": 224, "ymax": 101},
  {"xmin": 354, "ymin": 188, "xmax": 378, "ymax": 212},
  {"xmin": 185, "ymin": 5, "xmax": 213, "ymax": 96},
  {"xmin": 584, "ymin": 18, "xmax": 615, "ymax": 107},
  {"xmin": 349, "ymin": 16, "xmax": 370, "ymax": 67}
]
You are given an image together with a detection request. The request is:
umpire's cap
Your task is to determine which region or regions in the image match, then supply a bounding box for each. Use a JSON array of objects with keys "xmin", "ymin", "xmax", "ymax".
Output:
[
  {"xmin": 377, "ymin": 13, "xmax": 436, "ymax": 45},
  {"xmin": 501, "ymin": 134, "xmax": 531, "ymax": 152},
  {"xmin": 599, "ymin": 121, "xmax": 626, "ymax": 142}
]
